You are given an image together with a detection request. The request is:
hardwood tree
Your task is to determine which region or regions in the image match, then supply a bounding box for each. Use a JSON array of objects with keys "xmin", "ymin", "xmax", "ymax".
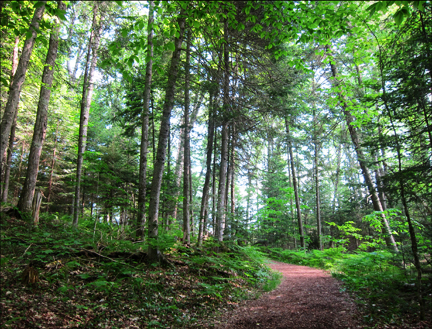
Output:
[{"xmin": 18, "ymin": 1, "xmax": 66, "ymax": 214}]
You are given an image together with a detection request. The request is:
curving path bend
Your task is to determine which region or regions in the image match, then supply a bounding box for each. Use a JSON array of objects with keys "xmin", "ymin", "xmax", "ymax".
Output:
[{"xmin": 217, "ymin": 261, "xmax": 360, "ymax": 329}]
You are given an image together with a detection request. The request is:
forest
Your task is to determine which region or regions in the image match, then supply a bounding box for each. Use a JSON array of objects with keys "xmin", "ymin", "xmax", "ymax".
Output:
[{"xmin": 0, "ymin": 0, "xmax": 431, "ymax": 328}]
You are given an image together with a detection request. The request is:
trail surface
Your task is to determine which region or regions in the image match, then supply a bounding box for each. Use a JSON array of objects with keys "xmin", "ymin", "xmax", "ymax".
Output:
[{"xmin": 217, "ymin": 261, "xmax": 360, "ymax": 329}]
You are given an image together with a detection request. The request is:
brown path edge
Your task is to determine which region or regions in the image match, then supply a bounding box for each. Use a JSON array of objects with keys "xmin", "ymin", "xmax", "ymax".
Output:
[{"xmin": 216, "ymin": 261, "xmax": 360, "ymax": 329}]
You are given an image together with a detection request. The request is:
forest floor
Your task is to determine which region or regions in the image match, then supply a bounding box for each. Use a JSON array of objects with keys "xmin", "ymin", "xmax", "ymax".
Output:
[{"xmin": 2, "ymin": 213, "xmax": 431, "ymax": 328}]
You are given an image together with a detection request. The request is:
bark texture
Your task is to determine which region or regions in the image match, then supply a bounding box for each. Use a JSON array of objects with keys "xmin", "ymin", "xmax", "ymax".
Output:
[
  {"xmin": 216, "ymin": 19, "xmax": 230, "ymax": 242},
  {"xmin": 147, "ymin": 12, "xmax": 186, "ymax": 261},
  {"xmin": 182, "ymin": 28, "xmax": 191, "ymax": 245},
  {"xmin": 0, "ymin": 2, "xmax": 46, "ymax": 162},
  {"xmin": 137, "ymin": 0, "xmax": 154, "ymax": 239},
  {"xmin": 46, "ymin": 122, "xmax": 59, "ymax": 212},
  {"xmin": 1, "ymin": 37, "xmax": 20, "ymax": 203},
  {"xmin": 198, "ymin": 93, "xmax": 215, "ymax": 245},
  {"xmin": 169, "ymin": 93, "xmax": 202, "ymax": 222},
  {"xmin": 18, "ymin": 1, "xmax": 66, "ymax": 214}
]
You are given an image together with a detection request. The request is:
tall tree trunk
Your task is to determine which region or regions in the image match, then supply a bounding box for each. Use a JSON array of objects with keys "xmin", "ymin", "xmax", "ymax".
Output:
[
  {"xmin": 18, "ymin": 1, "xmax": 66, "ymax": 214},
  {"xmin": 285, "ymin": 118, "xmax": 305, "ymax": 248},
  {"xmin": 313, "ymin": 108, "xmax": 322, "ymax": 250},
  {"xmin": 216, "ymin": 122, "xmax": 228, "ymax": 242},
  {"xmin": 13, "ymin": 143, "xmax": 25, "ymax": 200},
  {"xmin": 151, "ymin": 94, "xmax": 156, "ymax": 162},
  {"xmin": 314, "ymin": 133, "xmax": 321, "ymax": 250},
  {"xmin": 81, "ymin": 180, "xmax": 85, "ymax": 217},
  {"xmin": 0, "ymin": 3, "xmax": 46, "ymax": 163},
  {"xmin": 211, "ymin": 123, "xmax": 217, "ymax": 233},
  {"xmin": 169, "ymin": 93, "xmax": 203, "ymax": 222},
  {"xmin": 330, "ymin": 126, "xmax": 343, "ymax": 247},
  {"xmin": 147, "ymin": 12, "xmax": 186, "ymax": 261},
  {"xmin": 198, "ymin": 93, "xmax": 215, "ymax": 245},
  {"xmin": 182, "ymin": 28, "xmax": 191, "ymax": 245},
  {"xmin": 230, "ymin": 124, "xmax": 236, "ymax": 235},
  {"xmin": 2, "ymin": 111, "xmax": 17, "ymax": 203},
  {"xmin": 73, "ymin": 2, "xmax": 104, "ymax": 226},
  {"xmin": 1, "ymin": 36, "xmax": 20, "ymax": 203},
  {"xmin": 225, "ymin": 126, "xmax": 231, "ymax": 213},
  {"xmin": 189, "ymin": 161, "xmax": 193, "ymax": 235},
  {"xmin": 71, "ymin": 40, "xmax": 85, "ymax": 86},
  {"xmin": 216, "ymin": 19, "xmax": 230, "ymax": 243},
  {"xmin": 326, "ymin": 47, "xmax": 398, "ymax": 252},
  {"xmin": 285, "ymin": 140, "xmax": 296, "ymax": 248},
  {"xmin": 137, "ymin": 0, "xmax": 154, "ymax": 239},
  {"xmin": 46, "ymin": 122, "xmax": 59, "ymax": 212}
]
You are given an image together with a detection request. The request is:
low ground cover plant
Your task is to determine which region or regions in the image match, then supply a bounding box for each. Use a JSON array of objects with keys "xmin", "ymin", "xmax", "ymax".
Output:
[{"xmin": 0, "ymin": 213, "xmax": 278, "ymax": 328}]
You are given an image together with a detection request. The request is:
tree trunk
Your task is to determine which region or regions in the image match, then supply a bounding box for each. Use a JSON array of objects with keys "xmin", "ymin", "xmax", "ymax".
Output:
[
  {"xmin": 73, "ymin": 2, "xmax": 104, "ymax": 226},
  {"xmin": 230, "ymin": 124, "xmax": 236, "ymax": 236},
  {"xmin": 225, "ymin": 126, "xmax": 231, "ymax": 213},
  {"xmin": 330, "ymin": 126, "xmax": 343, "ymax": 248},
  {"xmin": 285, "ymin": 118, "xmax": 305, "ymax": 248},
  {"xmin": 314, "ymin": 135, "xmax": 321, "ymax": 250},
  {"xmin": 182, "ymin": 28, "xmax": 191, "ymax": 245},
  {"xmin": 147, "ymin": 12, "xmax": 186, "ymax": 262},
  {"xmin": 189, "ymin": 160, "xmax": 194, "ymax": 236},
  {"xmin": 198, "ymin": 93, "xmax": 215, "ymax": 245},
  {"xmin": 212, "ymin": 123, "xmax": 217, "ymax": 233},
  {"xmin": 32, "ymin": 189, "xmax": 42, "ymax": 225},
  {"xmin": 0, "ymin": 3, "xmax": 46, "ymax": 163},
  {"xmin": 1, "ymin": 36, "xmax": 19, "ymax": 203},
  {"xmin": 0, "ymin": 37, "xmax": 19, "ymax": 202},
  {"xmin": 313, "ymin": 109, "xmax": 322, "ymax": 250},
  {"xmin": 18, "ymin": 1, "xmax": 66, "ymax": 214},
  {"xmin": 137, "ymin": 0, "xmax": 154, "ymax": 239},
  {"xmin": 216, "ymin": 19, "xmax": 230, "ymax": 243},
  {"xmin": 326, "ymin": 47, "xmax": 398, "ymax": 252},
  {"xmin": 216, "ymin": 122, "xmax": 228, "ymax": 242},
  {"xmin": 14, "ymin": 143, "xmax": 26, "ymax": 200},
  {"xmin": 1, "ymin": 111, "xmax": 17, "ymax": 203},
  {"xmin": 46, "ymin": 122, "xmax": 59, "ymax": 212},
  {"xmin": 169, "ymin": 93, "xmax": 203, "ymax": 222}
]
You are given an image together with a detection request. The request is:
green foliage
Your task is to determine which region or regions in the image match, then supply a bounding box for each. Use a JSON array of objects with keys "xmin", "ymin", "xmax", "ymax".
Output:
[{"xmin": 0, "ymin": 213, "xmax": 280, "ymax": 328}]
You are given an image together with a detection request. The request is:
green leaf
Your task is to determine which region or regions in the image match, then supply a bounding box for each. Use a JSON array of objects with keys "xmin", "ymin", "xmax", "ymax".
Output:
[
  {"xmin": 34, "ymin": 1, "xmax": 45, "ymax": 9},
  {"xmin": 0, "ymin": 76, "xmax": 9, "ymax": 87},
  {"xmin": 413, "ymin": 1, "xmax": 425, "ymax": 11},
  {"xmin": 393, "ymin": 8, "xmax": 405, "ymax": 25},
  {"xmin": 166, "ymin": 41, "xmax": 175, "ymax": 51}
]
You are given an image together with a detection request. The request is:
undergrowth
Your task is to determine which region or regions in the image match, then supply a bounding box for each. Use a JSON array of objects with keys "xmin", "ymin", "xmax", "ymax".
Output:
[
  {"xmin": 0, "ymin": 213, "xmax": 278, "ymax": 328},
  {"xmin": 265, "ymin": 247, "xmax": 432, "ymax": 327}
]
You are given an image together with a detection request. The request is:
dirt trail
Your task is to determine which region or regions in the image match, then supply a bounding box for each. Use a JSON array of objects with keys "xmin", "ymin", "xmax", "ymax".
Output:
[{"xmin": 217, "ymin": 261, "xmax": 360, "ymax": 329}]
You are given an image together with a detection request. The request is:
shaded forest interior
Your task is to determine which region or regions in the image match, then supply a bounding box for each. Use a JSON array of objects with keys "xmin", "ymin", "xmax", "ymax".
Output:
[{"xmin": 0, "ymin": 1, "xmax": 431, "ymax": 328}]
